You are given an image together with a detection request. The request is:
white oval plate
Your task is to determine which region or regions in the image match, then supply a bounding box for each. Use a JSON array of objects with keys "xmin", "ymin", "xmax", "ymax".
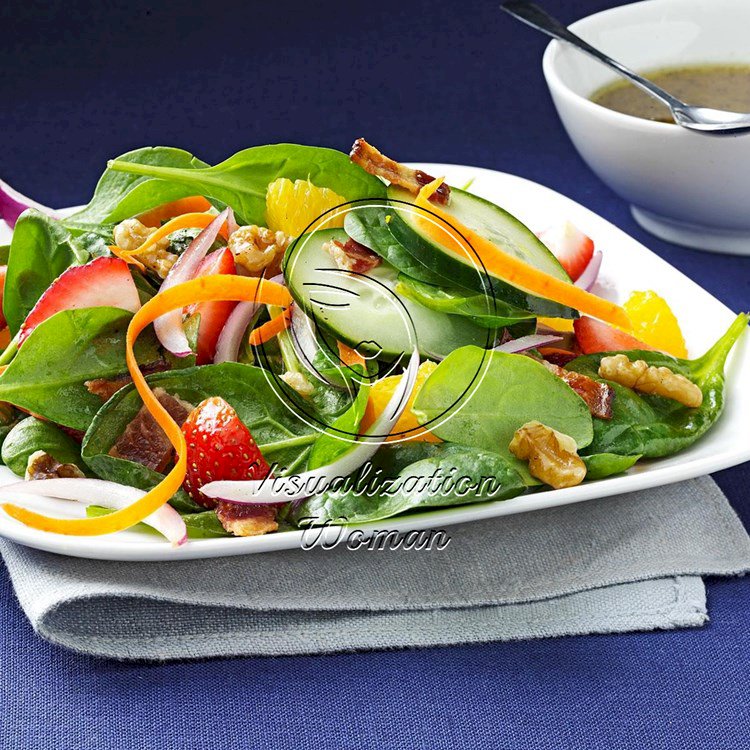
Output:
[{"xmin": 0, "ymin": 163, "xmax": 747, "ymax": 560}]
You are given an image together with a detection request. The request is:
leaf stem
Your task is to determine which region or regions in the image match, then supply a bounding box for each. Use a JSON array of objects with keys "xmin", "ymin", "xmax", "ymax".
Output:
[
  {"xmin": 258, "ymin": 433, "xmax": 318, "ymax": 454},
  {"xmin": 0, "ymin": 333, "xmax": 19, "ymax": 366}
]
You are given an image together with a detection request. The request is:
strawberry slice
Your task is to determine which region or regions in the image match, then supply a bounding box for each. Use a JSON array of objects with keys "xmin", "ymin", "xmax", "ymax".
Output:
[
  {"xmin": 19, "ymin": 256, "xmax": 140, "ymax": 344},
  {"xmin": 181, "ymin": 396, "xmax": 271, "ymax": 509},
  {"xmin": 574, "ymin": 316, "xmax": 654, "ymax": 354},
  {"xmin": 538, "ymin": 221, "xmax": 595, "ymax": 281},
  {"xmin": 187, "ymin": 247, "xmax": 236, "ymax": 364}
]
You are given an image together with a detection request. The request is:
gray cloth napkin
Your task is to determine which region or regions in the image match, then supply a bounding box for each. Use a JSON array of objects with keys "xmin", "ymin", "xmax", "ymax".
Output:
[{"xmin": 2, "ymin": 475, "xmax": 749, "ymax": 661}]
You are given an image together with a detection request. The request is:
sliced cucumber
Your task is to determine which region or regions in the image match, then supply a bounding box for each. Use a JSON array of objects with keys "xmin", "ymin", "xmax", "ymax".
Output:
[
  {"xmin": 283, "ymin": 229, "xmax": 492, "ymax": 359},
  {"xmin": 386, "ymin": 185, "xmax": 577, "ymax": 319}
]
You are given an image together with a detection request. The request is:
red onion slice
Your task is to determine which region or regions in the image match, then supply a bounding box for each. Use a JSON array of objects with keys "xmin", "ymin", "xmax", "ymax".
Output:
[
  {"xmin": 493, "ymin": 334, "xmax": 564, "ymax": 353},
  {"xmin": 0, "ymin": 179, "xmax": 60, "ymax": 228},
  {"xmin": 154, "ymin": 208, "xmax": 232, "ymax": 356},
  {"xmin": 574, "ymin": 250, "xmax": 603, "ymax": 291},
  {"xmin": 0, "ymin": 478, "xmax": 187, "ymax": 545},
  {"xmin": 214, "ymin": 301, "xmax": 259, "ymax": 363},
  {"xmin": 200, "ymin": 348, "xmax": 421, "ymax": 504}
]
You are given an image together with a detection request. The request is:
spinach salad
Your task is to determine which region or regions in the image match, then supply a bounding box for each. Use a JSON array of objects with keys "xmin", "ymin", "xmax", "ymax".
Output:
[{"xmin": 0, "ymin": 138, "xmax": 745, "ymax": 545}]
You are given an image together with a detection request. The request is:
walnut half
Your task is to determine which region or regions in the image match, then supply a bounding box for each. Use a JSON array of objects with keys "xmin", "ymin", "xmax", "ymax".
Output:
[
  {"xmin": 509, "ymin": 421, "xmax": 586, "ymax": 489},
  {"xmin": 598, "ymin": 354, "xmax": 703, "ymax": 408}
]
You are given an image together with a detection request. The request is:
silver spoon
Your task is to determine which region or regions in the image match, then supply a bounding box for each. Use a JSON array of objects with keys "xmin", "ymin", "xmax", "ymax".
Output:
[{"xmin": 501, "ymin": 0, "xmax": 750, "ymax": 136}]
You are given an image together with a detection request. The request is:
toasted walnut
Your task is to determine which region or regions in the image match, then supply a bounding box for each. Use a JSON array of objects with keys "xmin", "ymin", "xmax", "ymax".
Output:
[
  {"xmin": 280, "ymin": 371, "xmax": 315, "ymax": 398},
  {"xmin": 229, "ymin": 225, "xmax": 291, "ymax": 276},
  {"xmin": 509, "ymin": 421, "xmax": 586, "ymax": 489},
  {"xmin": 598, "ymin": 354, "xmax": 703, "ymax": 408},
  {"xmin": 113, "ymin": 218, "xmax": 177, "ymax": 278},
  {"xmin": 25, "ymin": 450, "xmax": 85, "ymax": 481}
]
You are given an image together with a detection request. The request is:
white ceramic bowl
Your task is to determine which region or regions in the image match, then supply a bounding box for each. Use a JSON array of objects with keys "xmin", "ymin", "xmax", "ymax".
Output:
[{"xmin": 543, "ymin": 0, "xmax": 750, "ymax": 255}]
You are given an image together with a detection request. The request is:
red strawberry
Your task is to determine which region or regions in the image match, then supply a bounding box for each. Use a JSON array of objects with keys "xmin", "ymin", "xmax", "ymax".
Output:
[
  {"xmin": 187, "ymin": 247, "xmax": 236, "ymax": 364},
  {"xmin": 181, "ymin": 396, "xmax": 270, "ymax": 508},
  {"xmin": 574, "ymin": 316, "xmax": 654, "ymax": 354},
  {"xmin": 538, "ymin": 221, "xmax": 594, "ymax": 281},
  {"xmin": 19, "ymin": 256, "xmax": 140, "ymax": 344}
]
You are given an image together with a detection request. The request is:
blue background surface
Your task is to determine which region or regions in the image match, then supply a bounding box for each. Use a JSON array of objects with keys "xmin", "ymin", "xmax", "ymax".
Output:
[{"xmin": 1, "ymin": 0, "xmax": 749, "ymax": 746}]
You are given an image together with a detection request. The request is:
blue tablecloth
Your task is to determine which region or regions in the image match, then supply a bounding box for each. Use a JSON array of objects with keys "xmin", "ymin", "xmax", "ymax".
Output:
[{"xmin": 1, "ymin": 0, "xmax": 749, "ymax": 746}]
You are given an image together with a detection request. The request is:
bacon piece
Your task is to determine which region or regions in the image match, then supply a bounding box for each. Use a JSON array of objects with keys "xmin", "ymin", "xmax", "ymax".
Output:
[
  {"xmin": 86, "ymin": 362, "xmax": 169, "ymax": 403},
  {"xmin": 109, "ymin": 388, "xmax": 194, "ymax": 472},
  {"xmin": 539, "ymin": 346, "xmax": 579, "ymax": 367},
  {"xmin": 350, "ymin": 138, "xmax": 451, "ymax": 205},
  {"xmin": 215, "ymin": 501, "xmax": 278, "ymax": 537},
  {"xmin": 326, "ymin": 238, "xmax": 382, "ymax": 273},
  {"xmin": 543, "ymin": 361, "xmax": 614, "ymax": 420},
  {"xmin": 86, "ymin": 374, "xmax": 132, "ymax": 402}
]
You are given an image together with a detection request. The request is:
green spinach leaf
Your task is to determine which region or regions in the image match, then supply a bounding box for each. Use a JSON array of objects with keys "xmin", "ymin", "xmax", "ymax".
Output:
[
  {"xmin": 567, "ymin": 313, "xmax": 748, "ymax": 458},
  {"xmin": 343, "ymin": 207, "xmax": 446, "ymax": 284},
  {"xmin": 412, "ymin": 347, "xmax": 593, "ymax": 464},
  {"xmin": 307, "ymin": 370, "xmax": 371, "ymax": 470},
  {"xmin": 1, "ymin": 416, "xmax": 84, "ymax": 476},
  {"xmin": 107, "ymin": 144, "xmax": 386, "ymax": 225},
  {"xmin": 4, "ymin": 210, "xmax": 89, "ymax": 334},
  {"xmin": 582, "ymin": 453, "xmax": 641, "ymax": 480},
  {"xmin": 87, "ymin": 506, "xmax": 231, "ymax": 538},
  {"xmin": 293, "ymin": 442, "xmax": 526, "ymax": 525},
  {"xmin": 68, "ymin": 146, "xmax": 211, "ymax": 225},
  {"xmin": 396, "ymin": 274, "xmax": 536, "ymax": 331},
  {"xmin": 0, "ymin": 307, "xmax": 160, "ymax": 431}
]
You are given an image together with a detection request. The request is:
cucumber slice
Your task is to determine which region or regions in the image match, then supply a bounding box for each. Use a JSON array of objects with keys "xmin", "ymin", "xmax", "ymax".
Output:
[
  {"xmin": 283, "ymin": 229, "xmax": 492, "ymax": 359},
  {"xmin": 386, "ymin": 185, "xmax": 577, "ymax": 319}
]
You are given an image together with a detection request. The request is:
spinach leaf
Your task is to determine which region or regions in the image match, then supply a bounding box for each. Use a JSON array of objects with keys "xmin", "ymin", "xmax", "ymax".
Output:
[
  {"xmin": 81, "ymin": 363, "xmax": 320, "ymax": 508},
  {"xmin": 0, "ymin": 307, "xmax": 160, "ymax": 431},
  {"xmin": 412, "ymin": 347, "xmax": 593, "ymax": 464},
  {"xmin": 582, "ymin": 453, "xmax": 641, "ymax": 480},
  {"xmin": 1, "ymin": 416, "xmax": 84, "ymax": 476},
  {"xmin": 343, "ymin": 207, "xmax": 446, "ymax": 284},
  {"xmin": 68, "ymin": 146, "xmax": 211, "ymax": 225},
  {"xmin": 4, "ymin": 210, "xmax": 89, "ymax": 334},
  {"xmin": 107, "ymin": 144, "xmax": 386, "ymax": 225},
  {"xmin": 307, "ymin": 371, "xmax": 371, "ymax": 470},
  {"xmin": 567, "ymin": 313, "xmax": 748, "ymax": 458},
  {"xmin": 396, "ymin": 274, "xmax": 536, "ymax": 331},
  {"xmin": 87, "ymin": 507, "xmax": 231, "ymax": 538},
  {"xmin": 0, "ymin": 403, "xmax": 22, "ymax": 463},
  {"xmin": 293, "ymin": 442, "xmax": 526, "ymax": 525}
]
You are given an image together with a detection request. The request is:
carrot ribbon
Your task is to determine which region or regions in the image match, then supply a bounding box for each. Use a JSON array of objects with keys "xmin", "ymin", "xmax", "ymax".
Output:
[
  {"xmin": 415, "ymin": 180, "xmax": 631, "ymax": 330},
  {"xmin": 1, "ymin": 275, "xmax": 291, "ymax": 536}
]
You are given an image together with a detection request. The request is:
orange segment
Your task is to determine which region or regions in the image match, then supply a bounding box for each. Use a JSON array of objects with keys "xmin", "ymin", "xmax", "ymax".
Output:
[
  {"xmin": 623, "ymin": 290, "xmax": 687, "ymax": 357},
  {"xmin": 265, "ymin": 178, "xmax": 347, "ymax": 237},
  {"xmin": 361, "ymin": 360, "xmax": 441, "ymax": 443}
]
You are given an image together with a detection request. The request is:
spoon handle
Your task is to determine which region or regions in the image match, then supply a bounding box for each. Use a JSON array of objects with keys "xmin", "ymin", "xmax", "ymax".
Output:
[{"xmin": 500, "ymin": 1, "xmax": 685, "ymax": 110}]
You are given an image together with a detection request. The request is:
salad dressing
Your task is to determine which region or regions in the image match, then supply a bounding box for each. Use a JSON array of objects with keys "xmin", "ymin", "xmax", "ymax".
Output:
[{"xmin": 591, "ymin": 64, "xmax": 750, "ymax": 123}]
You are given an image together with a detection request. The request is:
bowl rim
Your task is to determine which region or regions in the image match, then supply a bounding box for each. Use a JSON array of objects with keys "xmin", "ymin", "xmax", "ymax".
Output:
[{"xmin": 541, "ymin": 0, "xmax": 720, "ymax": 137}]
